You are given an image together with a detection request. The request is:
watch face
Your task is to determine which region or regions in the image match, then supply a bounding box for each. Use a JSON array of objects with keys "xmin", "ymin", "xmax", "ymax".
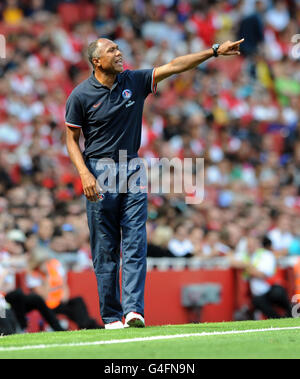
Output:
[{"xmin": 213, "ymin": 44, "xmax": 220, "ymax": 56}]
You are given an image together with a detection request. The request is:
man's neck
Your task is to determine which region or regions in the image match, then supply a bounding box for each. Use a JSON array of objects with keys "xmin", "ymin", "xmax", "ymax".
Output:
[{"xmin": 94, "ymin": 70, "xmax": 117, "ymax": 89}]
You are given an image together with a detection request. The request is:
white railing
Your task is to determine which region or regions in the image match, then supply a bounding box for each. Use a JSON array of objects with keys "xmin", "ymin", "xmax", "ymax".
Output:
[{"xmin": 146, "ymin": 256, "xmax": 299, "ymax": 271}]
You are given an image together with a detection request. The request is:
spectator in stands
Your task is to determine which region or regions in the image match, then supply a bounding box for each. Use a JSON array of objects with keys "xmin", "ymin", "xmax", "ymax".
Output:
[
  {"xmin": 94, "ymin": 1, "xmax": 116, "ymax": 39},
  {"xmin": 3, "ymin": 229, "xmax": 27, "ymax": 262},
  {"xmin": 189, "ymin": 227, "xmax": 204, "ymax": 257},
  {"xmin": 36, "ymin": 218, "xmax": 55, "ymax": 249},
  {"xmin": 0, "ymin": 229, "xmax": 65, "ymax": 334},
  {"xmin": 265, "ymin": 0, "xmax": 291, "ymax": 32},
  {"xmin": 0, "ymin": 167, "xmax": 13, "ymax": 194},
  {"xmin": 168, "ymin": 223, "xmax": 194, "ymax": 257},
  {"xmin": 24, "ymin": 0, "xmax": 49, "ymax": 19},
  {"xmin": 289, "ymin": 218, "xmax": 300, "ymax": 256},
  {"xmin": 26, "ymin": 247, "xmax": 102, "ymax": 329},
  {"xmin": 202, "ymin": 230, "xmax": 231, "ymax": 258},
  {"xmin": 0, "ymin": 268, "xmax": 18, "ymax": 335},
  {"xmin": 147, "ymin": 224, "xmax": 174, "ymax": 258},
  {"xmin": 0, "ymin": 258, "xmax": 65, "ymax": 333},
  {"xmin": 231, "ymin": 236, "xmax": 292, "ymax": 319},
  {"xmin": 50, "ymin": 223, "xmax": 92, "ymax": 270},
  {"xmin": 238, "ymin": 0, "xmax": 265, "ymax": 56},
  {"xmin": 2, "ymin": 0, "xmax": 24, "ymax": 25},
  {"xmin": 268, "ymin": 214, "xmax": 294, "ymax": 257}
]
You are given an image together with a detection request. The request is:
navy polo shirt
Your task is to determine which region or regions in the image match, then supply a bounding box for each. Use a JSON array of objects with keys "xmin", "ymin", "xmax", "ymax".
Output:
[{"xmin": 65, "ymin": 69, "xmax": 157, "ymax": 160}]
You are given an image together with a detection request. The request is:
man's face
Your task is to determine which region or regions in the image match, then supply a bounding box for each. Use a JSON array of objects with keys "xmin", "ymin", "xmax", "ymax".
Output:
[
  {"xmin": 94, "ymin": 40, "xmax": 123, "ymax": 74},
  {"xmin": 176, "ymin": 226, "xmax": 187, "ymax": 241},
  {"xmin": 248, "ymin": 237, "xmax": 258, "ymax": 254},
  {"xmin": 4, "ymin": 239, "xmax": 25, "ymax": 255},
  {"xmin": 38, "ymin": 219, "xmax": 54, "ymax": 242},
  {"xmin": 278, "ymin": 216, "xmax": 290, "ymax": 232}
]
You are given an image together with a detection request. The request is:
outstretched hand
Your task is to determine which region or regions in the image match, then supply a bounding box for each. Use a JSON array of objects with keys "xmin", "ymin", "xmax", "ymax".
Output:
[{"xmin": 218, "ymin": 39, "xmax": 245, "ymax": 56}]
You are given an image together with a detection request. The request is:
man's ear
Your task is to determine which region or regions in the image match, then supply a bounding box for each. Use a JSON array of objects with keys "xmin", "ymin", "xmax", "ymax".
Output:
[{"xmin": 93, "ymin": 57, "xmax": 101, "ymax": 69}]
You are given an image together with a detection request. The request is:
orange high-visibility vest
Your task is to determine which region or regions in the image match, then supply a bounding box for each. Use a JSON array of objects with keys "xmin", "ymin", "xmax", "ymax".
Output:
[
  {"xmin": 294, "ymin": 258, "xmax": 300, "ymax": 302},
  {"xmin": 45, "ymin": 259, "xmax": 64, "ymax": 309}
]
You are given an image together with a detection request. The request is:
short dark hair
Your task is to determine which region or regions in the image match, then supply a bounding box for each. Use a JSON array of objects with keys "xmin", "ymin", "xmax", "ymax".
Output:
[
  {"xmin": 87, "ymin": 40, "xmax": 100, "ymax": 67},
  {"xmin": 262, "ymin": 236, "xmax": 272, "ymax": 250}
]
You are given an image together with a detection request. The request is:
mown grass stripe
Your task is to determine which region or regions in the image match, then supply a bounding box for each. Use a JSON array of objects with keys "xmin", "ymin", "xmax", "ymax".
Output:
[{"xmin": 1, "ymin": 326, "xmax": 300, "ymax": 353}]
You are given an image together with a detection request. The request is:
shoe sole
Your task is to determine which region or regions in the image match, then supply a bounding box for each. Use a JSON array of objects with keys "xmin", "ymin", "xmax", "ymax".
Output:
[
  {"xmin": 105, "ymin": 321, "xmax": 124, "ymax": 330},
  {"xmin": 105, "ymin": 326, "xmax": 124, "ymax": 330},
  {"xmin": 127, "ymin": 318, "xmax": 145, "ymax": 328}
]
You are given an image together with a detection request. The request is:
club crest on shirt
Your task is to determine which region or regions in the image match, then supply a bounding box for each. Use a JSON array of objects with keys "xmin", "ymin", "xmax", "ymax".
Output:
[{"xmin": 122, "ymin": 89, "xmax": 132, "ymax": 99}]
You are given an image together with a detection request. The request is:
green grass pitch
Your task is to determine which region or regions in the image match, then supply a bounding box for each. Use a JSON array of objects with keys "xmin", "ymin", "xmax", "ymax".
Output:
[{"xmin": 0, "ymin": 318, "xmax": 300, "ymax": 359}]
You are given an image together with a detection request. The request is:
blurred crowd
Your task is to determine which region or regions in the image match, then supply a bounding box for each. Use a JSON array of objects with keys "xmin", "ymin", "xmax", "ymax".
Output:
[{"xmin": 0, "ymin": 0, "xmax": 300, "ymax": 329}]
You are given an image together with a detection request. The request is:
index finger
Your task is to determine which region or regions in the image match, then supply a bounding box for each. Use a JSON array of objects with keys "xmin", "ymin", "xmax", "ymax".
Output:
[{"xmin": 231, "ymin": 38, "xmax": 245, "ymax": 46}]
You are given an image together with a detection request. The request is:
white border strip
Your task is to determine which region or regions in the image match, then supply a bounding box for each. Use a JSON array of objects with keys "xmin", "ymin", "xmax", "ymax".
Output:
[
  {"xmin": 65, "ymin": 122, "xmax": 82, "ymax": 128},
  {"xmin": 1, "ymin": 326, "xmax": 300, "ymax": 353},
  {"xmin": 151, "ymin": 68, "xmax": 157, "ymax": 94}
]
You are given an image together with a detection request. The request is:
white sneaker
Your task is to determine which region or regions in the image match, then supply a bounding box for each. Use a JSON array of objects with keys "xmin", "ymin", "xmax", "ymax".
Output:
[
  {"xmin": 105, "ymin": 321, "xmax": 124, "ymax": 330},
  {"xmin": 124, "ymin": 312, "xmax": 145, "ymax": 328}
]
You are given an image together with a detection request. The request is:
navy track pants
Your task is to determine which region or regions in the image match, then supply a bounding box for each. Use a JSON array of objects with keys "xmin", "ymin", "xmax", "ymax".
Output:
[{"xmin": 85, "ymin": 158, "xmax": 148, "ymax": 324}]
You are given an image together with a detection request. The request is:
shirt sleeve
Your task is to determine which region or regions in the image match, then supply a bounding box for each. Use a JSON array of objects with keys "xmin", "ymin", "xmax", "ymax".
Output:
[
  {"xmin": 132, "ymin": 68, "xmax": 157, "ymax": 98},
  {"xmin": 65, "ymin": 93, "xmax": 84, "ymax": 128}
]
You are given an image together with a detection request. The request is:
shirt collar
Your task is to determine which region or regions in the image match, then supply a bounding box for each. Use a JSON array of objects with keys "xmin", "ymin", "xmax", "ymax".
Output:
[{"xmin": 88, "ymin": 71, "xmax": 121, "ymax": 89}]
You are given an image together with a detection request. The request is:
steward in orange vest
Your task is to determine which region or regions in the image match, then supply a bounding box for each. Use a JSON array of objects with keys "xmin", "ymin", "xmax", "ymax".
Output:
[{"xmin": 27, "ymin": 249, "xmax": 102, "ymax": 330}]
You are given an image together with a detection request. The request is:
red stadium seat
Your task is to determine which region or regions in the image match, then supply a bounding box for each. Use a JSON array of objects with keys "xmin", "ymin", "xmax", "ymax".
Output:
[
  {"xmin": 58, "ymin": 3, "xmax": 81, "ymax": 27},
  {"xmin": 79, "ymin": 3, "xmax": 97, "ymax": 21},
  {"xmin": 58, "ymin": 3, "xmax": 97, "ymax": 27}
]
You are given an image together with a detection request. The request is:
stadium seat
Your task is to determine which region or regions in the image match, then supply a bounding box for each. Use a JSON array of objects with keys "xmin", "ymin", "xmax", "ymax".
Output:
[
  {"xmin": 58, "ymin": 3, "xmax": 97, "ymax": 27},
  {"xmin": 78, "ymin": 3, "xmax": 97, "ymax": 21},
  {"xmin": 58, "ymin": 3, "xmax": 81, "ymax": 28}
]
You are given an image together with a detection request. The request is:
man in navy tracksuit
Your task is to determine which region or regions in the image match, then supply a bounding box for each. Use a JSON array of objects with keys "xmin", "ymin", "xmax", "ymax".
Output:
[{"xmin": 65, "ymin": 38, "xmax": 243, "ymax": 329}]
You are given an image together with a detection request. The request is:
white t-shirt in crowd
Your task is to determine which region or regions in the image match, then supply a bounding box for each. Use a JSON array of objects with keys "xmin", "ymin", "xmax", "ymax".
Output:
[
  {"xmin": 268, "ymin": 228, "xmax": 294, "ymax": 251},
  {"xmin": 250, "ymin": 249, "xmax": 276, "ymax": 297},
  {"xmin": 202, "ymin": 243, "xmax": 230, "ymax": 257},
  {"xmin": 265, "ymin": 7, "xmax": 290, "ymax": 31},
  {"xmin": 168, "ymin": 239, "xmax": 194, "ymax": 257}
]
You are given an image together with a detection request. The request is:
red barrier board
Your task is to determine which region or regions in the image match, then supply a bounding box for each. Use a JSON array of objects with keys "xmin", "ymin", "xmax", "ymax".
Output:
[
  {"xmin": 145, "ymin": 269, "xmax": 235, "ymax": 325},
  {"xmin": 19, "ymin": 267, "xmax": 295, "ymax": 331},
  {"xmin": 68, "ymin": 268, "xmax": 235, "ymax": 326}
]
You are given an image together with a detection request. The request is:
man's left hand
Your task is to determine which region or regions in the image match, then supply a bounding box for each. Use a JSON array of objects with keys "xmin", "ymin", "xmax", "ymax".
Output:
[{"xmin": 218, "ymin": 39, "xmax": 245, "ymax": 56}]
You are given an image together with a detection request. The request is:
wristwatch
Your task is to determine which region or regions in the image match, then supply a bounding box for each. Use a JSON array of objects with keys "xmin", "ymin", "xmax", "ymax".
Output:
[{"xmin": 212, "ymin": 43, "xmax": 220, "ymax": 57}]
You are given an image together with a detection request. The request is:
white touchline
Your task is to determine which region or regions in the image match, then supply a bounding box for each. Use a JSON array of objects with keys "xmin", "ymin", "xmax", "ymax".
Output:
[{"xmin": 0, "ymin": 326, "xmax": 300, "ymax": 353}]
